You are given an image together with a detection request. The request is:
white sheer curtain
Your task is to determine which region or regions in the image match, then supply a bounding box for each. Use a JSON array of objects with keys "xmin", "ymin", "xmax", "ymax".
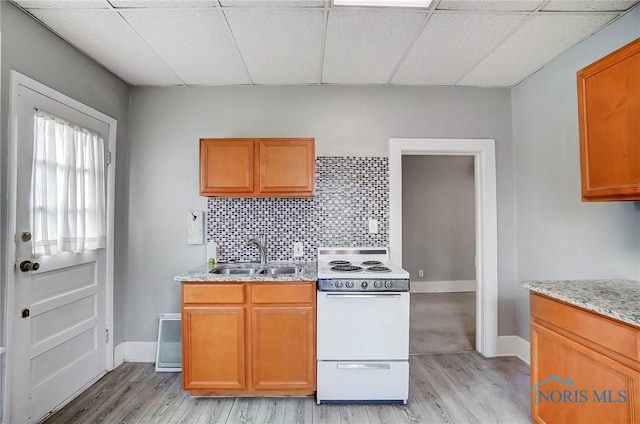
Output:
[{"xmin": 31, "ymin": 110, "xmax": 106, "ymax": 256}]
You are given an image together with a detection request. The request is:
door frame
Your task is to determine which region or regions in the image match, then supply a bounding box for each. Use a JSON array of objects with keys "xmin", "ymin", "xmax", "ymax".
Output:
[
  {"xmin": 389, "ymin": 138, "xmax": 498, "ymax": 357},
  {"xmin": 3, "ymin": 71, "xmax": 117, "ymax": 419}
]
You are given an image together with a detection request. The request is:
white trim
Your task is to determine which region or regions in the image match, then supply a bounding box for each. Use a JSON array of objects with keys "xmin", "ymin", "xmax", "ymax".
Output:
[
  {"xmin": 3, "ymin": 71, "xmax": 117, "ymax": 421},
  {"xmin": 496, "ymin": 335, "xmax": 530, "ymax": 365},
  {"xmin": 0, "ymin": 348, "xmax": 5, "ymax": 356},
  {"xmin": 410, "ymin": 280, "xmax": 476, "ymax": 293},
  {"xmin": 114, "ymin": 343, "xmax": 125, "ymax": 368},
  {"xmin": 389, "ymin": 138, "xmax": 499, "ymax": 358},
  {"xmin": 116, "ymin": 342, "xmax": 158, "ymax": 363}
]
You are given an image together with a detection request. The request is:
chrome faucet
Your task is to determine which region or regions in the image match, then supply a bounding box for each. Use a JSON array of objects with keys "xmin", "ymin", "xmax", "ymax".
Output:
[{"xmin": 247, "ymin": 234, "xmax": 268, "ymax": 265}]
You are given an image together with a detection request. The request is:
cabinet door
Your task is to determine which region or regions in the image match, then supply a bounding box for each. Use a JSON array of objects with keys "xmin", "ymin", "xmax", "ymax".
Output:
[
  {"xmin": 530, "ymin": 322, "xmax": 640, "ymax": 424},
  {"xmin": 258, "ymin": 138, "xmax": 315, "ymax": 196},
  {"xmin": 200, "ymin": 138, "xmax": 256, "ymax": 196},
  {"xmin": 577, "ymin": 38, "xmax": 640, "ymax": 201},
  {"xmin": 251, "ymin": 305, "xmax": 315, "ymax": 391},
  {"xmin": 182, "ymin": 306, "xmax": 247, "ymax": 390}
]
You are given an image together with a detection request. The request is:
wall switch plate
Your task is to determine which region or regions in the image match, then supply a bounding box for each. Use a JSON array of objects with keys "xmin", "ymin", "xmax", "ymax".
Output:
[
  {"xmin": 368, "ymin": 219, "xmax": 378, "ymax": 234},
  {"xmin": 293, "ymin": 242, "xmax": 304, "ymax": 258},
  {"xmin": 419, "ymin": 269, "xmax": 424, "ymax": 277},
  {"xmin": 187, "ymin": 211, "xmax": 204, "ymax": 245}
]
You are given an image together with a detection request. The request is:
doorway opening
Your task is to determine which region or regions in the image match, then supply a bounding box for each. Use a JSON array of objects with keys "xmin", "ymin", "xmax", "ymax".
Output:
[
  {"xmin": 402, "ymin": 155, "xmax": 476, "ymax": 354},
  {"xmin": 389, "ymin": 138, "xmax": 498, "ymax": 357}
]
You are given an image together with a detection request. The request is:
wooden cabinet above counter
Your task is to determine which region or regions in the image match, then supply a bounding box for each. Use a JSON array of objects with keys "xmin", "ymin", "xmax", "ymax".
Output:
[
  {"xmin": 577, "ymin": 37, "xmax": 640, "ymax": 201},
  {"xmin": 199, "ymin": 138, "xmax": 315, "ymax": 197}
]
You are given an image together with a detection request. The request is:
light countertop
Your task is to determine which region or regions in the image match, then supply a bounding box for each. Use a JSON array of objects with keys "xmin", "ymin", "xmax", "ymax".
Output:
[
  {"xmin": 521, "ymin": 279, "xmax": 640, "ymax": 328},
  {"xmin": 174, "ymin": 261, "xmax": 317, "ymax": 283}
]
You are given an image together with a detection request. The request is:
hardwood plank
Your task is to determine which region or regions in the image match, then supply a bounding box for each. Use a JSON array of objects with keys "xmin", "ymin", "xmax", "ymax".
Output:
[
  {"xmin": 194, "ymin": 398, "xmax": 235, "ymax": 424},
  {"xmin": 253, "ymin": 397, "xmax": 287, "ymax": 424},
  {"xmin": 366, "ymin": 404, "xmax": 405, "ymax": 424},
  {"xmin": 225, "ymin": 397, "xmax": 261, "ymax": 424},
  {"xmin": 339, "ymin": 404, "xmax": 370, "ymax": 424},
  {"xmin": 167, "ymin": 395, "xmax": 208, "ymax": 424},
  {"xmin": 105, "ymin": 373, "xmax": 179, "ymax": 424},
  {"xmin": 139, "ymin": 372, "xmax": 189, "ymax": 423},
  {"xmin": 283, "ymin": 397, "xmax": 314, "ymax": 424},
  {"xmin": 311, "ymin": 403, "xmax": 343, "ymax": 424}
]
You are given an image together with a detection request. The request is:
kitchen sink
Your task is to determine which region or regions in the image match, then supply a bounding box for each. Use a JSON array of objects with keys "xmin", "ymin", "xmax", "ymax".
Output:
[{"xmin": 211, "ymin": 265, "xmax": 301, "ymax": 276}]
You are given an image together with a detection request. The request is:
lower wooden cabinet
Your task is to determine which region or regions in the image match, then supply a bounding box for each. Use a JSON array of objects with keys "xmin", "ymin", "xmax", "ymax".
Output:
[
  {"xmin": 530, "ymin": 293, "xmax": 640, "ymax": 423},
  {"xmin": 181, "ymin": 281, "xmax": 316, "ymax": 396}
]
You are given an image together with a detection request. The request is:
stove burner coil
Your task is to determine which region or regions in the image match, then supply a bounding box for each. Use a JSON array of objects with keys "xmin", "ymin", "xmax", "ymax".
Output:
[
  {"xmin": 329, "ymin": 260, "xmax": 351, "ymax": 266},
  {"xmin": 331, "ymin": 265, "xmax": 363, "ymax": 272},
  {"xmin": 361, "ymin": 260, "xmax": 383, "ymax": 266},
  {"xmin": 365, "ymin": 266, "xmax": 391, "ymax": 273}
]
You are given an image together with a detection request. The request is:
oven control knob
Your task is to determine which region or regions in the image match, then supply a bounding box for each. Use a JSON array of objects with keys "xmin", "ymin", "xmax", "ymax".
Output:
[
  {"xmin": 374, "ymin": 281, "xmax": 382, "ymax": 288},
  {"xmin": 361, "ymin": 281, "xmax": 368, "ymax": 289},
  {"xmin": 335, "ymin": 281, "xmax": 343, "ymax": 288},
  {"xmin": 384, "ymin": 281, "xmax": 392, "ymax": 288},
  {"xmin": 346, "ymin": 281, "xmax": 354, "ymax": 288}
]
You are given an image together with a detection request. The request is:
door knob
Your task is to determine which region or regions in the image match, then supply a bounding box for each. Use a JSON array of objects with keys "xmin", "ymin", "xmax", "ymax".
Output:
[{"xmin": 19, "ymin": 261, "xmax": 39, "ymax": 272}]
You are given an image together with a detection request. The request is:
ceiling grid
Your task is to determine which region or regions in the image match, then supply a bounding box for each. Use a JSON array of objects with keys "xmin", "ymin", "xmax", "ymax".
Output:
[{"xmin": 12, "ymin": 0, "xmax": 640, "ymax": 87}]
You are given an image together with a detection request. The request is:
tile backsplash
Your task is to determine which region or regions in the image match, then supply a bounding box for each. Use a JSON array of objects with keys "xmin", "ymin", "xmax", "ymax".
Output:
[{"xmin": 206, "ymin": 156, "xmax": 389, "ymax": 262}]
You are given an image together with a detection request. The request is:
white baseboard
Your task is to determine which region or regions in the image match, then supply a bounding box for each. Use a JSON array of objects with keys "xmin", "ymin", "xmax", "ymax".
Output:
[
  {"xmin": 495, "ymin": 335, "xmax": 530, "ymax": 365},
  {"xmin": 114, "ymin": 342, "xmax": 157, "ymax": 365},
  {"xmin": 411, "ymin": 280, "xmax": 476, "ymax": 293}
]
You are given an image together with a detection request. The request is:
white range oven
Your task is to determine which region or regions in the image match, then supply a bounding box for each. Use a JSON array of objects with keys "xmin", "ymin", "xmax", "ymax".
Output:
[{"xmin": 316, "ymin": 247, "xmax": 410, "ymax": 404}]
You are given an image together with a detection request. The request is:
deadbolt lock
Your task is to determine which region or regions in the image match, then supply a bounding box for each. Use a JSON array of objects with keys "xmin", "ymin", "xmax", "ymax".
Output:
[
  {"xmin": 21, "ymin": 232, "xmax": 32, "ymax": 242},
  {"xmin": 21, "ymin": 309, "xmax": 30, "ymax": 318}
]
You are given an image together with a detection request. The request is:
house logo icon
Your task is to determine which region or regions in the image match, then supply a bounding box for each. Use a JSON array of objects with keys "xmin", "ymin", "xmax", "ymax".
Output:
[{"xmin": 532, "ymin": 376, "xmax": 574, "ymax": 405}]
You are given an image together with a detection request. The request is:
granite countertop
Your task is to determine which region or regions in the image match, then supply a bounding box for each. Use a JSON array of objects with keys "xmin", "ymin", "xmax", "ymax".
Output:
[
  {"xmin": 174, "ymin": 261, "xmax": 317, "ymax": 283},
  {"xmin": 521, "ymin": 279, "xmax": 640, "ymax": 328}
]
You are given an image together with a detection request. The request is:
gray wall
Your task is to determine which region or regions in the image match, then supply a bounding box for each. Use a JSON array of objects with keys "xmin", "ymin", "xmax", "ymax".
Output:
[
  {"xmin": 402, "ymin": 155, "xmax": 476, "ymax": 282},
  {"xmin": 127, "ymin": 85, "xmax": 517, "ymax": 341},
  {"xmin": 0, "ymin": 2, "xmax": 130, "ymax": 345},
  {"xmin": 512, "ymin": 7, "xmax": 640, "ymax": 341}
]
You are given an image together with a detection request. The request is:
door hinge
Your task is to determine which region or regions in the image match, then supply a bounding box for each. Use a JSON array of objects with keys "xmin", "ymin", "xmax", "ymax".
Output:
[
  {"xmin": 106, "ymin": 151, "xmax": 112, "ymax": 166},
  {"xmin": 105, "ymin": 329, "xmax": 109, "ymax": 344}
]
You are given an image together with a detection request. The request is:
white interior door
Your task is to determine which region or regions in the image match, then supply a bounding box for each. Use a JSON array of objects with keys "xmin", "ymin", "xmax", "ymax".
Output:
[{"xmin": 8, "ymin": 79, "xmax": 112, "ymax": 424}]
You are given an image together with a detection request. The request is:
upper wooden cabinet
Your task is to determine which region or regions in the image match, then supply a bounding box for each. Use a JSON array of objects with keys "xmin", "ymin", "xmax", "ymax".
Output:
[
  {"xmin": 577, "ymin": 38, "xmax": 640, "ymax": 201},
  {"xmin": 200, "ymin": 138, "xmax": 315, "ymax": 197}
]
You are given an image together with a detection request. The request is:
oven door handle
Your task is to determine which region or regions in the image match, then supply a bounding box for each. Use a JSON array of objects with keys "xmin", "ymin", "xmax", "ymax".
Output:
[
  {"xmin": 325, "ymin": 293, "xmax": 402, "ymax": 298},
  {"xmin": 337, "ymin": 363, "xmax": 392, "ymax": 370}
]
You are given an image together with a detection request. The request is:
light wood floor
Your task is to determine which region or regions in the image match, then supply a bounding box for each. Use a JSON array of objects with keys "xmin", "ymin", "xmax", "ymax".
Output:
[{"xmin": 41, "ymin": 353, "xmax": 531, "ymax": 424}]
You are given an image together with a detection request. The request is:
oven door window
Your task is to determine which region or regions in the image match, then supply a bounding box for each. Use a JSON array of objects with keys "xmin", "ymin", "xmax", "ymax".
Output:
[{"xmin": 317, "ymin": 292, "xmax": 409, "ymax": 360}]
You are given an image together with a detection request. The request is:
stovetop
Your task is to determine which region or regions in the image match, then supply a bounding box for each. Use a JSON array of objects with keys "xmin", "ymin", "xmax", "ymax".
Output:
[{"xmin": 317, "ymin": 247, "xmax": 410, "ymax": 292}]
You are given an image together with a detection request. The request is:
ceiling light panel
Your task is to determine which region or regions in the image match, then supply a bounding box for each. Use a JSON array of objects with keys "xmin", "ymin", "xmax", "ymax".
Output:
[
  {"xmin": 333, "ymin": 0, "xmax": 431, "ymax": 7},
  {"xmin": 27, "ymin": 9, "xmax": 182, "ymax": 85},
  {"xmin": 459, "ymin": 13, "xmax": 616, "ymax": 87},
  {"xmin": 109, "ymin": 0, "xmax": 216, "ymax": 7},
  {"xmin": 120, "ymin": 9, "xmax": 250, "ymax": 85},
  {"xmin": 392, "ymin": 12, "xmax": 527, "ymax": 85},
  {"xmin": 223, "ymin": 8, "xmax": 325, "ymax": 84},
  {"xmin": 436, "ymin": 0, "xmax": 543, "ymax": 11},
  {"xmin": 323, "ymin": 9, "xmax": 427, "ymax": 84},
  {"xmin": 13, "ymin": 0, "xmax": 111, "ymax": 8},
  {"xmin": 541, "ymin": 0, "xmax": 639, "ymax": 11},
  {"xmin": 220, "ymin": 0, "xmax": 326, "ymax": 7}
]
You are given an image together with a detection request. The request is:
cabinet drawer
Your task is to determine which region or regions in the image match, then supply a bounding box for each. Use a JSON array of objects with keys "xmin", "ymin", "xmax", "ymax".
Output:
[
  {"xmin": 252, "ymin": 283, "xmax": 315, "ymax": 304},
  {"xmin": 183, "ymin": 284, "xmax": 244, "ymax": 304},
  {"xmin": 531, "ymin": 293, "xmax": 640, "ymax": 361}
]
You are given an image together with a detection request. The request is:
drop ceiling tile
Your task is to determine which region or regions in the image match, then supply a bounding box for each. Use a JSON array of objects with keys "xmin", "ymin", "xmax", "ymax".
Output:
[
  {"xmin": 120, "ymin": 9, "xmax": 249, "ymax": 84},
  {"xmin": 220, "ymin": 0, "xmax": 325, "ymax": 6},
  {"xmin": 223, "ymin": 8, "xmax": 325, "ymax": 84},
  {"xmin": 392, "ymin": 12, "xmax": 527, "ymax": 85},
  {"xmin": 27, "ymin": 9, "xmax": 182, "ymax": 85},
  {"xmin": 323, "ymin": 9, "xmax": 426, "ymax": 84},
  {"xmin": 437, "ymin": 0, "xmax": 543, "ymax": 11},
  {"xmin": 459, "ymin": 14, "xmax": 616, "ymax": 87},
  {"xmin": 14, "ymin": 0, "xmax": 111, "ymax": 8},
  {"xmin": 542, "ymin": 0, "xmax": 638, "ymax": 11},
  {"xmin": 109, "ymin": 0, "xmax": 216, "ymax": 7}
]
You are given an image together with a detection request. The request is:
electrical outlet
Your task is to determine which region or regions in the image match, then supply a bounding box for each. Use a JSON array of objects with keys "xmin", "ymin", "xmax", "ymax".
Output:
[
  {"xmin": 419, "ymin": 269, "xmax": 424, "ymax": 277},
  {"xmin": 293, "ymin": 242, "xmax": 304, "ymax": 257},
  {"xmin": 368, "ymin": 219, "xmax": 378, "ymax": 234}
]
